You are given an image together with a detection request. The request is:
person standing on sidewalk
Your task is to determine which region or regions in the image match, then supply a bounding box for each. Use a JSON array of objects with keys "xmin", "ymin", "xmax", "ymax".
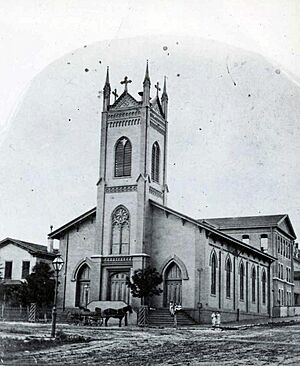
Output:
[
  {"xmin": 215, "ymin": 311, "xmax": 221, "ymax": 328},
  {"xmin": 211, "ymin": 312, "xmax": 216, "ymax": 329}
]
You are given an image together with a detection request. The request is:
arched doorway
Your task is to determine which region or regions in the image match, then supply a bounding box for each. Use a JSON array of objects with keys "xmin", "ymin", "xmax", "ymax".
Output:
[
  {"xmin": 109, "ymin": 272, "xmax": 130, "ymax": 303},
  {"xmin": 164, "ymin": 262, "xmax": 182, "ymax": 306},
  {"xmin": 75, "ymin": 264, "xmax": 90, "ymax": 307}
]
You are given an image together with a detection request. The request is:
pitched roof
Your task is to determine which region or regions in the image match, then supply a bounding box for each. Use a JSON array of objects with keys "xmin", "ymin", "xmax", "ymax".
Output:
[
  {"xmin": 201, "ymin": 214, "xmax": 296, "ymax": 239},
  {"xmin": 0, "ymin": 238, "xmax": 56, "ymax": 258},
  {"xmin": 150, "ymin": 201, "xmax": 275, "ymax": 262},
  {"xmin": 109, "ymin": 91, "xmax": 140, "ymax": 110},
  {"xmin": 48, "ymin": 207, "xmax": 96, "ymax": 239}
]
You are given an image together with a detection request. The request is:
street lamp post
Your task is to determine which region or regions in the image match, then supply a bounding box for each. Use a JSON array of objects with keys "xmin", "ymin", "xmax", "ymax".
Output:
[{"xmin": 51, "ymin": 255, "xmax": 64, "ymax": 338}]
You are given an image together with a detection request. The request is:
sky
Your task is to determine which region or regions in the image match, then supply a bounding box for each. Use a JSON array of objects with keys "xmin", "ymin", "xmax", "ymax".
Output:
[{"xmin": 0, "ymin": 0, "xmax": 299, "ymax": 245}]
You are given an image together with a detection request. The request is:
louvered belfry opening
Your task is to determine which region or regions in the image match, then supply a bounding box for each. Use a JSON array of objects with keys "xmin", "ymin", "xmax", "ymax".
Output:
[
  {"xmin": 151, "ymin": 142, "xmax": 160, "ymax": 183},
  {"xmin": 115, "ymin": 137, "xmax": 132, "ymax": 177}
]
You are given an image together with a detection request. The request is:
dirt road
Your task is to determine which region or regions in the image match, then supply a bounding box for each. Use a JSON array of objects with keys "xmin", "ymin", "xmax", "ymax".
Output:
[{"xmin": 1, "ymin": 322, "xmax": 300, "ymax": 365}]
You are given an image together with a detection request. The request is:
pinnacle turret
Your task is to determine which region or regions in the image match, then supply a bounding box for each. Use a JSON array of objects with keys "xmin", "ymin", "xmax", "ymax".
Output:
[
  {"xmin": 142, "ymin": 61, "xmax": 151, "ymax": 106},
  {"xmin": 161, "ymin": 76, "xmax": 168, "ymax": 119},
  {"xmin": 103, "ymin": 66, "xmax": 111, "ymax": 111}
]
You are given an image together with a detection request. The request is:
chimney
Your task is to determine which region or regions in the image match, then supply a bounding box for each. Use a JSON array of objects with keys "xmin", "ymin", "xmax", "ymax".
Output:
[{"xmin": 47, "ymin": 237, "xmax": 54, "ymax": 253}]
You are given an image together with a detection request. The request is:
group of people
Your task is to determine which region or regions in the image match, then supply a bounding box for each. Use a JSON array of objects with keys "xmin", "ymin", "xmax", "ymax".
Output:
[
  {"xmin": 169, "ymin": 302, "xmax": 221, "ymax": 329},
  {"xmin": 211, "ymin": 311, "xmax": 221, "ymax": 329}
]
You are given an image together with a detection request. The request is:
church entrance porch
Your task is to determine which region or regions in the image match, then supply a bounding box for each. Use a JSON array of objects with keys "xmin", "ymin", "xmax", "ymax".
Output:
[
  {"xmin": 164, "ymin": 262, "xmax": 182, "ymax": 306},
  {"xmin": 108, "ymin": 272, "xmax": 130, "ymax": 303}
]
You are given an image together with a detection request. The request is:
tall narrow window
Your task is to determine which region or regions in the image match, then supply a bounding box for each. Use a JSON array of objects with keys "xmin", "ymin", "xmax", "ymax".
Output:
[
  {"xmin": 22, "ymin": 261, "xmax": 30, "ymax": 279},
  {"xmin": 239, "ymin": 261, "xmax": 245, "ymax": 300},
  {"xmin": 262, "ymin": 269, "xmax": 266, "ymax": 305},
  {"xmin": 278, "ymin": 290, "xmax": 281, "ymax": 305},
  {"xmin": 111, "ymin": 206, "xmax": 130, "ymax": 255},
  {"xmin": 210, "ymin": 251, "xmax": 217, "ymax": 295},
  {"xmin": 4, "ymin": 261, "xmax": 12, "ymax": 279},
  {"xmin": 225, "ymin": 257, "xmax": 232, "ymax": 298},
  {"xmin": 151, "ymin": 142, "xmax": 160, "ymax": 183},
  {"xmin": 251, "ymin": 266, "xmax": 256, "ymax": 302},
  {"xmin": 260, "ymin": 234, "xmax": 268, "ymax": 252},
  {"xmin": 114, "ymin": 137, "xmax": 132, "ymax": 177}
]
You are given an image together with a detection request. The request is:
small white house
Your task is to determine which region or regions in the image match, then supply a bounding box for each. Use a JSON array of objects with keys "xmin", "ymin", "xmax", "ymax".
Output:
[{"xmin": 0, "ymin": 237, "xmax": 56, "ymax": 285}]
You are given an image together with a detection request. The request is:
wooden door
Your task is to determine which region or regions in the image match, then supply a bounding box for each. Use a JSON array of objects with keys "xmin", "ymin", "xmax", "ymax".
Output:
[
  {"xmin": 164, "ymin": 263, "xmax": 182, "ymax": 306},
  {"xmin": 109, "ymin": 272, "xmax": 130, "ymax": 303}
]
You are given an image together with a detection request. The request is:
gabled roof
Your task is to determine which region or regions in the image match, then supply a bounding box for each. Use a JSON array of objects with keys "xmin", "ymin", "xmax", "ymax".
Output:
[
  {"xmin": 202, "ymin": 214, "xmax": 296, "ymax": 239},
  {"xmin": 109, "ymin": 91, "xmax": 140, "ymax": 110},
  {"xmin": 150, "ymin": 201, "xmax": 276, "ymax": 262},
  {"xmin": 150, "ymin": 96, "xmax": 164, "ymax": 117},
  {"xmin": 48, "ymin": 207, "xmax": 96, "ymax": 239},
  {"xmin": 0, "ymin": 238, "xmax": 56, "ymax": 258}
]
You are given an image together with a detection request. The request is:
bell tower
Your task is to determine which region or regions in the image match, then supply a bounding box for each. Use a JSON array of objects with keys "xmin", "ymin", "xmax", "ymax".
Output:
[{"xmin": 94, "ymin": 63, "xmax": 169, "ymax": 302}]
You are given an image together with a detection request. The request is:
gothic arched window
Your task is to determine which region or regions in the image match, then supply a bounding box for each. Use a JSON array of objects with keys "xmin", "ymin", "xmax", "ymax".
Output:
[
  {"xmin": 75, "ymin": 264, "xmax": 90, "ymax": 307},
  {"xmin": 114, "ymin": 137, "xmax": 132, "ymax": 177},
  {"xmin": 225, "ymin": 257, "xmax": 232, "ymax": 298},
  {"xmin": 239, "ymin": 261, "xmax": 245, "ymax": 301},
  {"xmin": 262, "ymin": 269, "xmax": 266, "ymax": 305},
  {"xmin": 151, "ymin": 142, "xmax": 160, "ymax": 183},
  {"xmin": 111, "ymin": 206, "xmax": 130, "ymax": 255},
  {"xmin": 210, "ymin": 251, "xmax": 217, "ymax": 295},
  {"xmin": 251, "ymin": 266, "xmax": 256, "ymax": 303}
]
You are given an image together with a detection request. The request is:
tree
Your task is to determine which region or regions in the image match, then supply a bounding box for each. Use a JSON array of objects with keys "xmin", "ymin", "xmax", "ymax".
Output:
[
  {"xmin": 17, "ymin": 262, "xmax": 55, "ymax": 308},
  {"xmin": 126, "ymin": 267, "xmax": 163, "ymax": 305}
]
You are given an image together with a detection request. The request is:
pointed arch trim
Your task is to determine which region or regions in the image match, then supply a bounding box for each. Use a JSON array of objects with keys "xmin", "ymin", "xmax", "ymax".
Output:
[
  {"xmin": 71, "ymin": 257, "xmax": 93, "ymax": 281},
  {"xmin": 238, "ymin": 259, "xmax": 245, "ymax": 275},
  {"xmin": 209, "ymin": 249, "xmax": 218, "ymax": 267},
  {"xmin": 159, "ymin": 255, "xmax": 189, "ymax": 280},
  {"xmin": 225, "ymin": 254, "xmax": 232, "ymax": 272}
]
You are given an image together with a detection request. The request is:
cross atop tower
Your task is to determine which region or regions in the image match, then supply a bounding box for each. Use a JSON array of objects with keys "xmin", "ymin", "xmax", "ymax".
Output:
[
  {"xmin": 155, "ymin": 81, "xmax": 161, "ymax": 96},
  {"xmin": 120, "ymin": 76, "xmax": 132, "ymax": 92}
]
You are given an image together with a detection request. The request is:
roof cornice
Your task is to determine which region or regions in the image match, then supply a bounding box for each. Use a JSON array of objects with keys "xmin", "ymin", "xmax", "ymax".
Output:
[
  {"xmin": 48, "ymin": 207, "xmax": 96, "ymax": 239},
  {"xmin": 150, "ymin": 200, "xmax": 276, "ymax": 262}
]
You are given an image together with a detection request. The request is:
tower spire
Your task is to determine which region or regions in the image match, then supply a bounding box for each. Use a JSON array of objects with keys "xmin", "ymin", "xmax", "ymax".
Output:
[
  {"xmin": 161, "ymin": 76, "xmax": 168, "ymax": 119},
  {"xmin": 143, "ymin": 60, "xmax": 150, "ymax": 85},
  {"xmin": 142, "ymin": 60, "xmax": 151, "ymax": 106},
  {"xmin": 162, "ymin": 76, "xmax": 167, "ymax": 96},
  {"xmin": 105, "ymin": 66, "xmax": 110, "ymax": 85},
  {"xmin": 103, "ymin": 66, "xmax": 111, "ymax": 111}
]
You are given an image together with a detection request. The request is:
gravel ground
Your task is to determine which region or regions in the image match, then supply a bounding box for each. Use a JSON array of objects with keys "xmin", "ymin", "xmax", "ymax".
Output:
[{"xmin": 1, "ymin": 322, "xmax": 300, "ymax": 365}]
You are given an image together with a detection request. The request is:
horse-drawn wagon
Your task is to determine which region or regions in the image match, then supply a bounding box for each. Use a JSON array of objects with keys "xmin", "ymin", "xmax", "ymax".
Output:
[
  {"xmin": 67, "ymin": 307, "xmax": 103, "ymax": 326},
  {"xmin": 67, "ymin": 305, "xmax": 132, "ymax": 327}
]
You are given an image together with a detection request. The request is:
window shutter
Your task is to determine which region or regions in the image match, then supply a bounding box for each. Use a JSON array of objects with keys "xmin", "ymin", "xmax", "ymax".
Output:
[
  {"xmin": 123, "ymin": 141, "xmax": 131, "ymax": 176},
  {"xmin": 151, "ymin": 142, "xmax": 160, "ymax": 183},
  {"xmin": 115, "ymin": 138, "xmax": 132, "ymax": 177}
]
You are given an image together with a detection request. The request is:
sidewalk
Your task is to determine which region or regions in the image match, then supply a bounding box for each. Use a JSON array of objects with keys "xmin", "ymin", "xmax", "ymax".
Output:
[{"xmin": 219, "ymin": 315, "xmax": 300, "ymax": 330}]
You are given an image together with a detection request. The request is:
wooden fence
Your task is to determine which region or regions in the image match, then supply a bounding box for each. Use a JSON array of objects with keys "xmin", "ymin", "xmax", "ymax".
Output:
[{"xmin": 0, "ymin": 304, "xmax": 52, "ymax": 322}]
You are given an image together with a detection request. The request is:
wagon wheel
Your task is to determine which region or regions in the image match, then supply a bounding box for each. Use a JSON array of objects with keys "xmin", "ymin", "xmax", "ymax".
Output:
[
  {"xmin": 98, "ymin": 317, "xmax": 103, "ymax": 326},
  {"xmin": 66, "ymin": 311, "xmax": 74, "ymax": 324}
]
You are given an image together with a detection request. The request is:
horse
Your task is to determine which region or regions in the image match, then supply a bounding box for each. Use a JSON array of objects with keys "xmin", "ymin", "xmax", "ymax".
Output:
[{"xmin": 102, "ymin": 305, "xmax": 133, "ymax": 327}]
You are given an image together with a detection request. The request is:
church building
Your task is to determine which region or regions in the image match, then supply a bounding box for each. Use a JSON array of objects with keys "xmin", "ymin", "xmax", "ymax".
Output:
[{"xmin": 49, "ymin": 63, "xmax": 295, "ymax": 323}]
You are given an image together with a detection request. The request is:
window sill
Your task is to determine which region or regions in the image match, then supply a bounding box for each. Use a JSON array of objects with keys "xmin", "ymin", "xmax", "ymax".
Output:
[{"xmin": 113, "ymin": 176, "xmax": 132, "ymax": 179}]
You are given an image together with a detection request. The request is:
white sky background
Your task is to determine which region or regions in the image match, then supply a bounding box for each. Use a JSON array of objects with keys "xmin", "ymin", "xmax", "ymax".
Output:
[
  {"xmin": 0, "ymin": 0, "xmax": 299, "ymax": 128},
  {"xmin": 0, "ymin": 0, "xmax": 299, "ymax": 244}
]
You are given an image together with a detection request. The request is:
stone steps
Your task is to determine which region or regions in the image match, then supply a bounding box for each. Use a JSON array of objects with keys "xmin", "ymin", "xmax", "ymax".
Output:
[{"xmin": 147, "ymin": 308, "xmax": 197, "ymax": 327}]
